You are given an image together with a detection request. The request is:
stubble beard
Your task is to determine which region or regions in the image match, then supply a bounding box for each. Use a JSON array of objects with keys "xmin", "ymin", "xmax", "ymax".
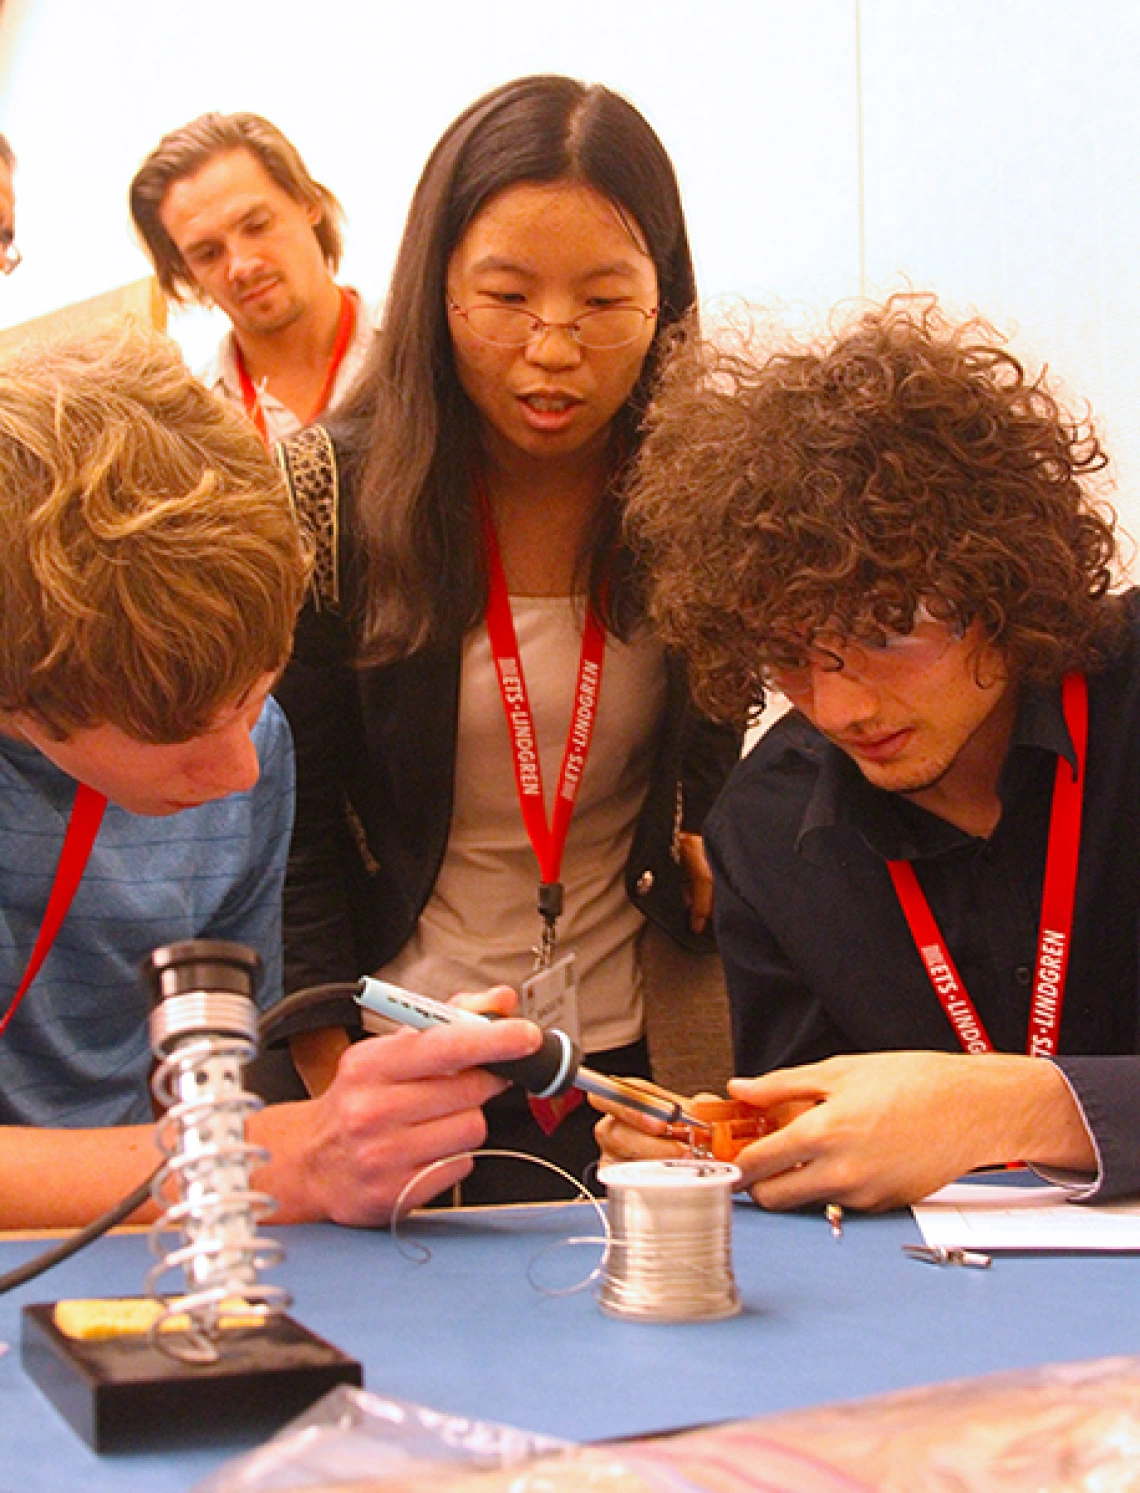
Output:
[{"xmin": 235, "ymin": 285, "xmax": 306, "ymax": 339}]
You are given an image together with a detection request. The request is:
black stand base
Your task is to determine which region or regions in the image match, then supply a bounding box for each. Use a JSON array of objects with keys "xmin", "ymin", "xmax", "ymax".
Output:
[{"xmin": 21, "ymin": 1301, "xmax": 363, "ymax": 1452}]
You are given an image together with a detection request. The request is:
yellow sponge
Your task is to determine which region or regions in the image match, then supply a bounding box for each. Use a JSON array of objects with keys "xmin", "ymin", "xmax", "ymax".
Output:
[{"xmin": 53, "ymin": 1297, "xmax": 264, "ymax": 1339}]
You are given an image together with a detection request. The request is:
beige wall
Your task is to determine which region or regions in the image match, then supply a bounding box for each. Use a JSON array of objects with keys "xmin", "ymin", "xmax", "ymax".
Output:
[{"xmin": 0, "ymin": 275, "xmax": 163, "ymax": 357}]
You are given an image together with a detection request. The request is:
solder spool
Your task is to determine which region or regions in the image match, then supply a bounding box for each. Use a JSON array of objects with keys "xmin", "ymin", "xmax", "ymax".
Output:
[{"xmin": 596, "ymin": 1158, "xmax": 742, "ymax": 1322}]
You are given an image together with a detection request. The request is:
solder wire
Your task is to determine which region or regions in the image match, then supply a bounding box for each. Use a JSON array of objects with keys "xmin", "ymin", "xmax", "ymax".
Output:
[
  {"xmin": 391, "ymin": 1151, "xmax": 743, "ymax": 1322},
  {"xmin": 391, "ymin": 1149, "xmax": 612, "ymax": 1298},
  {"xmin": 597, "ymin": 1160, "xmax": 742, "ymax": 1322}
]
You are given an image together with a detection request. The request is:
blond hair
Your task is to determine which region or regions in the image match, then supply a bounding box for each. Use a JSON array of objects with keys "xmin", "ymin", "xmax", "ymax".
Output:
[
  {"xmin": 0, "ymin": 324, "xmax": 310, "ymax": 741},
  {"xmin": 130, "ymin": 112, "xmax": 343, "ymax": 304}
]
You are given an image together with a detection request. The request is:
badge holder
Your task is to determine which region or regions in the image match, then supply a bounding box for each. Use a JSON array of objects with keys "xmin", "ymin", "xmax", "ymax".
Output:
[{"xmin": 521, "ymin": 949, "xmax": 581, "ymax": 1047}]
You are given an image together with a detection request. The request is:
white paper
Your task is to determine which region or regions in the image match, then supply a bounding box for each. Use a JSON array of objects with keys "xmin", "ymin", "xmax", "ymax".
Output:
[{"xmin": 912, "ymin": 1182, "xmax": 1140, "ymax": 1251}]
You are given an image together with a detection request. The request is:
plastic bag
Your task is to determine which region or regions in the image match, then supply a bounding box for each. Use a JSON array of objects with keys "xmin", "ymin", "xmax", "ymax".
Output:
[
  {"xmin": 693, "ymin": 1354, "xmax": 1140, "ymax": 1492},
  {"xmin": 192, "ymin": 1385, "xmax": 577, "ymax": 1493},
  {"xmin": 197, "ymin": 1355, "xmax": 1140, "ymax": 1492}
]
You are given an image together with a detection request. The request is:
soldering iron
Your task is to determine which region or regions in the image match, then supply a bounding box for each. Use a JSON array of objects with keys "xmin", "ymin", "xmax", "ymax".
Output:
[{"xmin": 355, "ymin": 976, "xmax": 712, "ymax": 1132}]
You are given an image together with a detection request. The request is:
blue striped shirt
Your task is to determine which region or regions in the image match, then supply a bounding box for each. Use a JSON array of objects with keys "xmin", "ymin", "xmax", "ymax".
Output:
[{"xmin": 0, "ymin": 700, "xmax": 293, "ymax": 1127}]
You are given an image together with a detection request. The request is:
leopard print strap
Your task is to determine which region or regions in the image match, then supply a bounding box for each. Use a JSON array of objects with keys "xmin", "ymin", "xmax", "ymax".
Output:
[
  {"xmin": 276, "ymin": 424, "xmax": 339, "ymax": 612},
  {"xmin": 275, "ymin": 427, "xmax": 378, "ymax": 877}
]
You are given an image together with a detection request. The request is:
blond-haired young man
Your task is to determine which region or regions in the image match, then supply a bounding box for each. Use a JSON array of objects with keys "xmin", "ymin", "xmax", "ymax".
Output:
[{"xmin": 0, "ymin": 326, "xmax": 540, "ymax": 1228}]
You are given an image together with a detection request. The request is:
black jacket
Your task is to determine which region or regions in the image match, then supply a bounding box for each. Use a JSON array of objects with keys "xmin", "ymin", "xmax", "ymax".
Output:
[
  {"xmin": 274, "ymin": 434, "xmax": 740, "ymax": 997},
  {"xmin": 710, "ymin": 591, "xmax": 1140, "ymax": 1199}
]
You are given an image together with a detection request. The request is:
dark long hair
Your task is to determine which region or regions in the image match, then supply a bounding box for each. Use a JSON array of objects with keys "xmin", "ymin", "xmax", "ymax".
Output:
[{"xmin": 338, "ymin": 75, "xmax": 697, "ymax": 660}]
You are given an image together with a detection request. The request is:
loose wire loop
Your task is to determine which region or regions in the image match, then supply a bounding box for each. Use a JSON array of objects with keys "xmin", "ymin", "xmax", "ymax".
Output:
[
  {"xmin": 147, "ymin": 1029, "xmax": 289, "ymax": 1363},
  {"xmin": 391, "ymin": 1150, "xmax": 611, "ymax": 1297}
]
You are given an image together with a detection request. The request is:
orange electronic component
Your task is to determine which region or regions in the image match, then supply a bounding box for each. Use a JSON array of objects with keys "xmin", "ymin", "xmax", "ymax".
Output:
[{"xmin": 673, "ymin": 1096, "xmax": 768, "ymax": 1163}]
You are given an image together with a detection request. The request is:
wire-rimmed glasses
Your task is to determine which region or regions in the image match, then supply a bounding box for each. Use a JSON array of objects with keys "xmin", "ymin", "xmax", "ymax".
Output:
[{"xmin": 447, "ymin": 296, "xmax": 657, "ymax": 350}]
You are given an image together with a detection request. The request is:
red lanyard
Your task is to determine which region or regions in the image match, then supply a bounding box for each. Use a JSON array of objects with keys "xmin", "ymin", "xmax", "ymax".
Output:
[
  {"xmin": 887, "ymin": 673, "xmax": 1088, "ymax": 1057},
  {"xmin": 478, "ymin": 483, "xmax": 607, "ymax": 963},
  {"xmin": 0, "ymin": 781, "xmax": 107, "ymax": 1037},
  {"xmin": 236, "ymin": 286, "xmax": 356, "ymax": 446}
]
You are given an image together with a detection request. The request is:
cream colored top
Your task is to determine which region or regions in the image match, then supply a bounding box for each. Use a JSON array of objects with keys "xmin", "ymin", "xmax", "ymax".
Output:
[{"xmin": 382, "ymin": 596, "xmax": 667, "ymax": 1053}]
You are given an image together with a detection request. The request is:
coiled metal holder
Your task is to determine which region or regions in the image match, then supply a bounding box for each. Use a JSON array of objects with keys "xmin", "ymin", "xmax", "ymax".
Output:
[{"xmin": 145, "ymin": 939, "xmax": 289, "ymax": 1363}]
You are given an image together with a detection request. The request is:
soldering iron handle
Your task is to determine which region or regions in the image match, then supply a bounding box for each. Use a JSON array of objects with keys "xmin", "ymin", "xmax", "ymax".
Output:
[
  {"xmin": 353, "ymin": 975, "xmax": 581, "ymax": 1100},
  {"xmin": 482, "ymin": 1025, "xmax": 581, "ymax": 1099}
]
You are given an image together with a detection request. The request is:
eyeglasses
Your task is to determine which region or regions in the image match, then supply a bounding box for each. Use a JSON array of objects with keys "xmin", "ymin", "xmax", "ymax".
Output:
[
  {"xmin": 447, "ymin": 296, "xmax": 657, "ymax": 350},
  {"xmin": 765, "ymin": 618, "xmax": 960, "ymax": 697},
  {"xmin": 0, "ymin": 238, "xmax": 21, "ymax": 276}
]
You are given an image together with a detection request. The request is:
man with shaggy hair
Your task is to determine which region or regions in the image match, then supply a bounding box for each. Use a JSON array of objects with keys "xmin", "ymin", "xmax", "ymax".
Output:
[
  {"xmin": 130, "ymin": 112, "xmax": 374, "ymax": 443},
  {"xmin": 0, "ymin": 326, "xmax": 540, "ymax": 1229},
  {"xmin": 601, "ymin": 295, "xmax": 1140, "ymax": 1208}
]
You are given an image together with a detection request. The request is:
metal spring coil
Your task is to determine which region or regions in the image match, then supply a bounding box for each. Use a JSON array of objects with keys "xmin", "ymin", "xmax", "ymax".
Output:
[
  {"xmin": 147, "ymin": 1021, "xmax": 288, "ymax": 1362},
  {"xmin": 597, "ymin": 1158, "xmax": 742, "ymax": 1321}
]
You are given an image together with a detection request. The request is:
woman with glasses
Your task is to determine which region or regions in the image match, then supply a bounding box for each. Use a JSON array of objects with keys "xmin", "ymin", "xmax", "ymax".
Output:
[{"xmin": 274, "ymin": 74, "xmax": 739, "ymax": 1201}]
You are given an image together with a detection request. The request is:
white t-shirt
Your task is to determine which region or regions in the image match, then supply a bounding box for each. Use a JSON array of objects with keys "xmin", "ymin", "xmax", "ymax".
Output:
[{"xmin": 383, "ymin": 597, "xmax": 667, "ymax": 1054}]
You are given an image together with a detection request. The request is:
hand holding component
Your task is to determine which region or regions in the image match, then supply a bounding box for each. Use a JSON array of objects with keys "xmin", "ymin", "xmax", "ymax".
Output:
[
  {"xmin": 727, "ymin": 1049, "xmax": 1095, "ymax": 1213},
  {"xmin": 591, "ymin": 1077, "xmax": 751, "ymax": 1172}
]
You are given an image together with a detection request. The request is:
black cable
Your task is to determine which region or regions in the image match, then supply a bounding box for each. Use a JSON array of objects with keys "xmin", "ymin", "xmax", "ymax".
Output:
[
  {"xmin": 0, "ymin": 1172, "xmax": 156, "ymax": 1295},
  {"xmin": 256, "ymin": 982, "xmax": 361, "ymax": 1047},
  {"xmin": 0, "ymin": 981, "xmax": 362, "ymax": 1296}
]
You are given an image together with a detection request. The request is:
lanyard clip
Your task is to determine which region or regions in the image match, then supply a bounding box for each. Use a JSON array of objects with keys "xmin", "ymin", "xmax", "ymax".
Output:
[
  {"xmin": 537, "ymin": 881, "xmax": 564, "ymax": 922},
  {"xmin": 533, "ymin": 916, "xmax": 558, "ymax": 972},
  {"xmin": 532, "ymin": 882, "xmax": 563, "ymax": 972}
]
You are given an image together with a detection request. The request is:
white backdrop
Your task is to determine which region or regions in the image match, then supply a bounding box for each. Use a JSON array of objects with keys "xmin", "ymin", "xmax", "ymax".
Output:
[{"xmin": 0, "ymin": 0, "xmax": 1136, "ymax": 550}]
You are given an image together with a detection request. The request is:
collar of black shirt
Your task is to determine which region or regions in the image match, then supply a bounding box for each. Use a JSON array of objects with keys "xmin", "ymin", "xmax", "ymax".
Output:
[{"xmin": 795, "ymin": 679, "xmax": 1075, "ymax": 865}]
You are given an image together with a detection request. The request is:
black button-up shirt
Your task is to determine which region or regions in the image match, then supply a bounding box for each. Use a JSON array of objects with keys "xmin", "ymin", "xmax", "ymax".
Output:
[{"xmin": 708, "ymin": 592, "xmax": 1140, "ymax": 1198}]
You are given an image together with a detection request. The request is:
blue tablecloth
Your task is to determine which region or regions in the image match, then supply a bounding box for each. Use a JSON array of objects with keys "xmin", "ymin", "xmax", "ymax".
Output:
[{"xmin": 1, "ymin": 1197, "xmax": 1136, "ymax": 1492}]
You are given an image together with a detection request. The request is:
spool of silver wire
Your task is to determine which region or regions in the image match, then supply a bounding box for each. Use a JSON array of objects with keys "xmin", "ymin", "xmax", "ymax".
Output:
[{"xmin": 596, "ymin": 1158, "xmax": 742, "ymax": 1322}]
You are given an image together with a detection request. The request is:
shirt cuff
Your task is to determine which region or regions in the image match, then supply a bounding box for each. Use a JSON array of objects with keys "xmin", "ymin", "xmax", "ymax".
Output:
[{"xmin": 1035, "ymin": 1057, "xmax": 1130, "ymax": 1201}]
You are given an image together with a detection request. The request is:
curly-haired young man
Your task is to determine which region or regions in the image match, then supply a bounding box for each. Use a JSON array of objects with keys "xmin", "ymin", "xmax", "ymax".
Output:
[{"xmin": 601, "ymin": 295, "xmax": 1140, "ymax": 1209}]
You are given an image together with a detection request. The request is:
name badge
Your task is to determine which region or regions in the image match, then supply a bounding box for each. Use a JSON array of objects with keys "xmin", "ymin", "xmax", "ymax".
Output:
[{"xmin": 520, "ymin": 950, "xmax": 581, "ymax": 1046}]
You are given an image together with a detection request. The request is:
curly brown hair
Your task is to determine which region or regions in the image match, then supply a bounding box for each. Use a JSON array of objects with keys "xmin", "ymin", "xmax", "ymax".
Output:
[{"xmin": 625, "ymin": 295, "xmax": 1122, "ymax": 725}]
